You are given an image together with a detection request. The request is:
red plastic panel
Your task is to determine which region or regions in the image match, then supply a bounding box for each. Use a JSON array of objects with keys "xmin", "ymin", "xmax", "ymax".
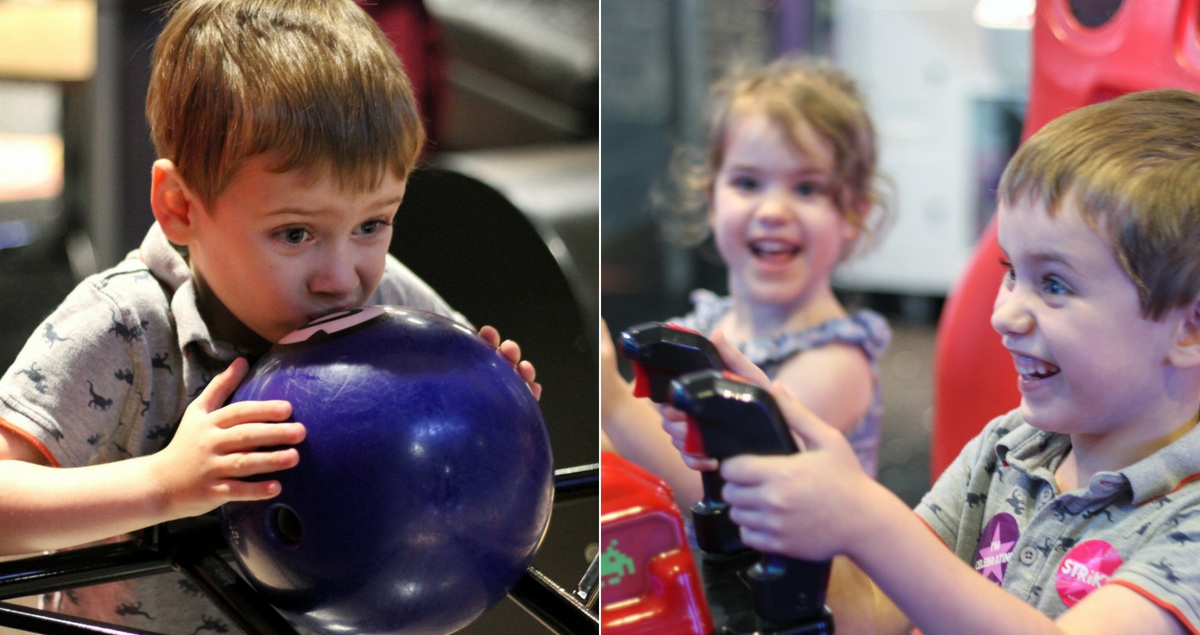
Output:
[{"xmin": 600, "ymin": 452, "xmax": 713, "ymax": 635}]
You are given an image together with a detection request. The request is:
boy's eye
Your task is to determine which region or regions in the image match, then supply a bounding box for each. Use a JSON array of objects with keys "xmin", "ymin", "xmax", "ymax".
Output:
[
  {"xmin": 358, "ymin": 219, "xmax": 392, "ymax": 236},
  {"xmin": 1042, "ymin": 276, "xmax": 1069, "ymax": 296},
  {"xmin": 279, "ymin": 227, "xmax": 311, "ymax": 245},
  {"xmin": 998, "ymin": 258, "xmax": 1014, "ymax": 280}
]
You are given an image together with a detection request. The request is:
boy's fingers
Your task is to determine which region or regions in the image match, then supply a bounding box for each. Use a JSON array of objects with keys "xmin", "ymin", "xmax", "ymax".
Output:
[
  {"xmin": 722, "ymin": 454, "xmax": 800, "ymax": 490},
  {"xmin": 227, "ymin": 421, "xmax": 306, "ymax": 449},
  {"xmin": 498, "ymin": 339, "xmax": 522, "ymax": 365},
  {"xmin": 219, "ymin": 478, "xmax": 284, "ymax": 502},
  {"xmin": 721, "ymin": 454, "xmax": 768, "ymax": 485},
  {"xmin": 478, "ymin": 325, "xmax": 501, "ymax": 347},
  {"xmin": 737, "ymin": 526, "xmax": 784, "ymax": 555},
  {"xmin": 518, "ymin": 360, "xmax": 536, "ymax": 383},
  {"xmin": 222, "ymin": 447, "xmax": 301, "ymax": 479},
  {"xmin": 212, "ymin": 400, "xmax": 294, "ymax": 429},
  {"xmin": 192, "ymin": 358, "xmax": 249, "ymax": 413}
]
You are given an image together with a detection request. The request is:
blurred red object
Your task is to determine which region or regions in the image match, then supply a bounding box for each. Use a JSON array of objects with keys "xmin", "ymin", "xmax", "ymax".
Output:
[
  {"xmin": 356, "ymin": 0, "xmax": 447, "ymax": 151},
  {"xmin": 600, "ymin": 451, "xmax": 712, "ymax": 635}
]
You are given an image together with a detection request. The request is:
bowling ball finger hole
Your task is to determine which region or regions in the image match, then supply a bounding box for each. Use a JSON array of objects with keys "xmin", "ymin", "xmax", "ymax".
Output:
[{"xmin": 268, "ymin": 504, "xmax": 304, "ymax": 547}]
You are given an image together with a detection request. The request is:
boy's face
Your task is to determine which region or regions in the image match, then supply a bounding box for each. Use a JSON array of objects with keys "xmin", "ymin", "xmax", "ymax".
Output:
[
  {"xmin": 186, "ymin": 154, "xmax": 403, "ymax": 344},
  {"xmin": 991, "ymin": 197, "xmax": 1181, "ymax": 438}
]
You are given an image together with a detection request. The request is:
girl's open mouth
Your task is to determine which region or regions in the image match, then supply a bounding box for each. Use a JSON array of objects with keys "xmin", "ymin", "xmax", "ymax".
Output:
[{"xmin": 749, "ymin": 238, "xmax": 801, "ymax": 264}]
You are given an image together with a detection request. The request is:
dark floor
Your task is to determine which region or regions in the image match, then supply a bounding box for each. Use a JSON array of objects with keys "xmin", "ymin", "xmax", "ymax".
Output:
[{"xmin": 874, "ymin": 317, "xmax": 937, "ymax": 508}]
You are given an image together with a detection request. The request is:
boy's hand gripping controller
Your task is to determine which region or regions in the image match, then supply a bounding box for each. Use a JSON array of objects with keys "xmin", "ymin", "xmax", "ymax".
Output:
[
  {"xmin": 618, "ymin": 322, "xmax": 742, "ymax": 554},
  {"xmin": 671, "ymin": 371, "xmax": 834, "ymax": 634}
]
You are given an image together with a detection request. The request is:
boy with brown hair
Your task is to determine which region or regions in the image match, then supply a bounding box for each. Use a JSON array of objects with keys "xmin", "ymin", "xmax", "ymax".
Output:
[
  {"xmin": 0, "ymin": 0, "xmax": 536, "ymax": 631},
  {"xmin": 686, "ymin": 89, "xmax": 1200, "ymax": 634}
]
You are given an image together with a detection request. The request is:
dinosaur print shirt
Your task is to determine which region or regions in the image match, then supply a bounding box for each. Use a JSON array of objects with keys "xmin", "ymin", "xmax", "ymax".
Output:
[
  {"xmin": 0, "ymin": 222, "xmax": 464, "ymax": 633},
  {"xmin": 917, "ymin": 410, "xmax": 1200, "ymax": 633}
]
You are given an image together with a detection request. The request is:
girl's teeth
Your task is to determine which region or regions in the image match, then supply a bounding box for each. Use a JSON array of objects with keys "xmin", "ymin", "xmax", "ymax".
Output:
[{"xmin": 750, "ymin": 240, "xmax": 800, "ymax": 256}]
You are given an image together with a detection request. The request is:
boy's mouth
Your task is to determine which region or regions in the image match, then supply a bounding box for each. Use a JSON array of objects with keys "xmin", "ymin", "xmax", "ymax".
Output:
[
  {"xmin": 1014, "ymin": 354, "xmax": 1060, "ymax": 380},
  {"xmin": 749, "ymin": 238, "xmax": 801, "ymax": 264}
]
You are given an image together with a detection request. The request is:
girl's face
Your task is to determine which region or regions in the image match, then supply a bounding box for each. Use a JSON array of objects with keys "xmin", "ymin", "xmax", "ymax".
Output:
[{"xmin": 709, "ymin": 111, "xmax": 857, "ymax": 313}]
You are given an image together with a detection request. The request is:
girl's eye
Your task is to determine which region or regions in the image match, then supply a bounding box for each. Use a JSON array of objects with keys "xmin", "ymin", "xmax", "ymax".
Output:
[
  {"xmin": 279, "ymin": 227, "xmax": 311, "ymax": 245},
  {"xmin": 730, "ymin": 175, "xmax": 759, "ymax": 191},
  {"xmin": 795, "ymin": 181, "xmax": 823, "ymax": 196}
]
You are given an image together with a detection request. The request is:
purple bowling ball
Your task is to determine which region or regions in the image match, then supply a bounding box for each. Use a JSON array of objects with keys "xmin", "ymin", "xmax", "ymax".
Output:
[{"xmin": 220, "ymin": 306, "xmax": 553, "ymax": 635}]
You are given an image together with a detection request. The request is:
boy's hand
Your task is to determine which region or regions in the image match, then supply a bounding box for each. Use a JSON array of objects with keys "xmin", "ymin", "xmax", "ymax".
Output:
[
  {"xmin": 152, "ymin": 358, "xmax": 306, "ymax": 519},
  {"xmin": 720, "ymin": 381, "xmax": 871, "ymax": 561},
  {"xmin": 478, "ymin": 325, "xmax": 542, "ymax": 401},
  {"xmin": 661, "ymin": 329, "xmax": 774, "ymax": 471}
]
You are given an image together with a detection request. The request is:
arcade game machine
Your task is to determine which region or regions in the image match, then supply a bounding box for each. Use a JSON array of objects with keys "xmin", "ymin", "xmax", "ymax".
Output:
[{"xmin": 602, "ymin": 324, "xmax": 833, "ymax": 635}]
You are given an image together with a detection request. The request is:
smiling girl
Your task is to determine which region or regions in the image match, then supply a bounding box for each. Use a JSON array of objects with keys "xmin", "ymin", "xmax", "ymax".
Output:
[{"xmin": 601, "ymin": 57, "xmax": 894, "ymax": 507}]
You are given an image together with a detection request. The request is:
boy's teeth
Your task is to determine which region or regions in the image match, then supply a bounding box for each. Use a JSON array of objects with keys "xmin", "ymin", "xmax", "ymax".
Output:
[{"xmin": 1015, "ymin": 355, "xmax": 1059, "ymax": 379}]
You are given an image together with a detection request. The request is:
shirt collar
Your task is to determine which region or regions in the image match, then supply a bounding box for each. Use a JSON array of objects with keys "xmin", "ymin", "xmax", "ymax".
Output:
[
  {"xmin": 1124, "ymin": 421, "xmax": 1200, "ymax": 504},
  {"xmin": 994, "ymin": 413, "xmax": 1200, "ymax": 505}
]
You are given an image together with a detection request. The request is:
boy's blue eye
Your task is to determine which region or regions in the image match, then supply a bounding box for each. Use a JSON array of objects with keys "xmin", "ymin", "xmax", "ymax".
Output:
[{"xmin": 1043, "ymin": 277, "xmax": 1069, "ymax": 295}]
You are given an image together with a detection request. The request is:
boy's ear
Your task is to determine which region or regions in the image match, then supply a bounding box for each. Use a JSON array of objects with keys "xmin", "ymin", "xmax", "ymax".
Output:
[
  {"xmin": 150, "ymin": 159, "xmax": 200, "ymax": 244},
  {"xmin": 1168, "ymin": 298, "xmax": 1200, "ymax": 370}
]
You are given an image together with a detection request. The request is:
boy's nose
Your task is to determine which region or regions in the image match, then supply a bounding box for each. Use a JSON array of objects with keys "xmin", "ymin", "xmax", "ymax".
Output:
[
  {"xmin": 309, "ymin": 249, "xmax": 360, "ymax": 297},
  {"xmin": 990, "ymin": 285, "xmax": 1033, "ymax": 336}
]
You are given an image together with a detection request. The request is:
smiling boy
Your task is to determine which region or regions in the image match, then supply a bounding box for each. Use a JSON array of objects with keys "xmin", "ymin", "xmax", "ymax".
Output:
[
  {"xmin": 702, "ymin": 89, "xmax": 1200, "ymax": 635},
  {"xmin": 0, "ymin": 0, "xmax": 535, "ymax": 632}
]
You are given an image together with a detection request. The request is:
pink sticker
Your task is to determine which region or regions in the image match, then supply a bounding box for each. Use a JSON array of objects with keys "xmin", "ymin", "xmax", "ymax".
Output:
[
  {"xmin": 975, "ymin": 514, "xmax": 1019, "ymax": 585},
  {"xmin": 1056, "ymin": 539, "xmax": 1123, "ymax": 607}
]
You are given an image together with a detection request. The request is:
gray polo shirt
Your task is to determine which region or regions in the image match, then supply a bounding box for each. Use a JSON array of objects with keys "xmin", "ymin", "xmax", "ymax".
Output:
[
  {"xmin": 0, "ymin": 222, "xmax": 464, "ymax": 632},
  {"xmin": 917, "ymin": 410, "xmax": 1200, "ymax": 632}
]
